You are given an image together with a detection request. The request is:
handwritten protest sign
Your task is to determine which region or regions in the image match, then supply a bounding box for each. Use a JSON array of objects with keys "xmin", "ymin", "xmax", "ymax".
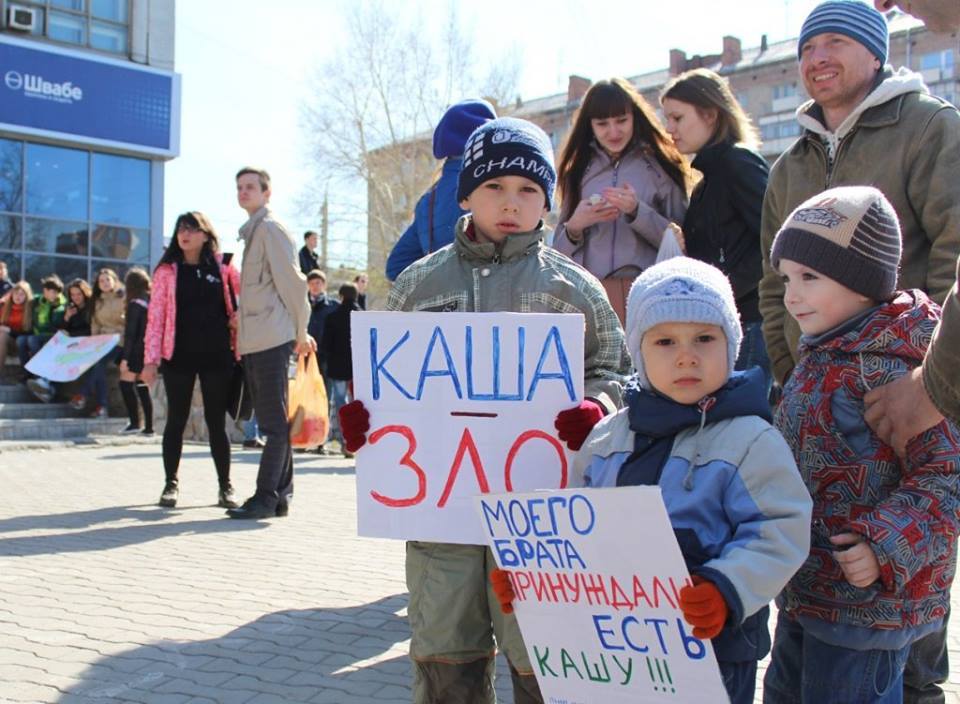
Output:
[
  {"xmin": 351, "ymin": 312, "xmax": 585, "ymax": 544},
  {"xmin": 475, "ymin": 487, "xmax": 729, "ymax": 704},
  {"xmin": 25, "ymin": 331, "xmax": 120, "ymax": 382}
]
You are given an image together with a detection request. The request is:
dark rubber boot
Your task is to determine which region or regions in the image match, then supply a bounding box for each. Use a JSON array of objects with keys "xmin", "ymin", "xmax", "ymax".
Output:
[
  {"xmin": 412, "ymin": 657, "xmax": 494, "ymax": 704},
  {"xmin": 510, "ymin": 664, "xmax": 544, "ymax": 704}
]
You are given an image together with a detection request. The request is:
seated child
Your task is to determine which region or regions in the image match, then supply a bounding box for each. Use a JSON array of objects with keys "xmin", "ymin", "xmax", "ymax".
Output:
[
  {"xmin": 762, "ymin": 186, "xmax": 960, "ymax": 704},
  {"xmin": 492, "ymin": 256, "xmax": 813, "ymax": 704}
]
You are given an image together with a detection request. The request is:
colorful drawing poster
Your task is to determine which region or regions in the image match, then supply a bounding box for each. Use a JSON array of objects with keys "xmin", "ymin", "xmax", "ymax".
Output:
[
  {"xmin": 475, "ymin": 487, "xmax": 729, "ymax": 704},
  {"xmin": 24, "ymin": 331, "xmax": 120, "ymax": 382},
  {"xmin": 351, "ymin": 311, "xmax": 585, "ymax": 544}
]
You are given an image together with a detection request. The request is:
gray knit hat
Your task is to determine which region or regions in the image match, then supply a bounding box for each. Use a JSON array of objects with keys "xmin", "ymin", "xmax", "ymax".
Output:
[
  {"xmin": 771, "ymin": 186, "xmax": 901, "ymax": 301},
  {"xmin": 625, "ymin": 257, "xmax": 742, "ymax": 390},
  {"xmin": 798, "ymin": 0, "xmax": 889, "ymax": 64}
]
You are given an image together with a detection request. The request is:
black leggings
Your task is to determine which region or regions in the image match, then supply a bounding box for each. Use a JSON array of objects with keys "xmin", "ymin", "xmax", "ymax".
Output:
[{"xmin": 161, "ymin": 365, "xmax": 232, "ymax": 486}]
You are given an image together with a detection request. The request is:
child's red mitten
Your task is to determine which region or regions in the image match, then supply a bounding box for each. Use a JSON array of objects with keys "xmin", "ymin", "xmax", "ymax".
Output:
[
  {"xmin": 490, "ymin": 568, "xmax": 516, "ymax": 615},
  {"xmin": 679, "ymin": 575, "xmax": 729, "ymax": 640},
  {"xmin": 338, "ymin": 400, "xmax": 371, "ymax": 453},
  {"xmin": 554, "ymin": 400, "xmax": 604, "ymax": 450}
]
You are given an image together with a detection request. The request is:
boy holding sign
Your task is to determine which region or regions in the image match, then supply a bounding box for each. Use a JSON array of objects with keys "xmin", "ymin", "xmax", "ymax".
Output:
[
  {"xmin": 340, "ymin": 117, "xmax": 630, "ymax": 703},
  {"xmin": 494, "ymin": 257, "xmax": 812, "ymax": 703}
]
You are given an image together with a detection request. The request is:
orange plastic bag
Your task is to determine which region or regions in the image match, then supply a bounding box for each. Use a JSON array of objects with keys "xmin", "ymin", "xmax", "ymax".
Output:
[{"xmin": 288, "ymin": 352, "xmax": 330, "ymax": 448}]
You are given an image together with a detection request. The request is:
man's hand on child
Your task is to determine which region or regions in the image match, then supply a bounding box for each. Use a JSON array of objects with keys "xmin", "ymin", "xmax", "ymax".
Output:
[
  {"xmin": 490, "ymin": 568, "xmax": 516, "ymax": 615},
  {"xmin": 864, "ymin": 367, "xmax": 943, "ymax": 458},
  {"xmin": 830, "ymin": 533, "xmax": 881, "ymax": 587},
  {"xmin": 554, "ymin": 400, "xmax": 605, "ymax": 451},
  {"xmin": 338, "ymin": 400, "xmax": 370, "ymax": 453},
  {"xmin": 679, "ymin": 575, "xmax": 728, "ymax": 640}
]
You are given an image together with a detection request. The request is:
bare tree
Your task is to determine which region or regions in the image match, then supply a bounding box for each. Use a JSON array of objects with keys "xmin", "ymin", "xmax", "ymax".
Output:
[{"xmin": 300, "ymin": 1, "xmax": 520, "ymax": 304}]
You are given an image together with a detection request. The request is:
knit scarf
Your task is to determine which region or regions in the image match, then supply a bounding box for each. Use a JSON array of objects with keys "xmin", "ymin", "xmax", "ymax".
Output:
[{"xmin": 616, "ymin": 367, "xmax": 771, "ymax": 489}]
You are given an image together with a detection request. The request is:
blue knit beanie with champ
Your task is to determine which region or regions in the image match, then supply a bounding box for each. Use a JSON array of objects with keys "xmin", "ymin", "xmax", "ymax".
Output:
[
  {"xmin": 625, "ymin": 257, "xmax": 742, "ymax": 391},
  {"xmin": 432, "ymin": 99, "xmax": 497, "ymax": 159},
  {"xmin": 458, "ymin": 117, "xmax": 556, "ymax": 210},
  {"xmin": 798, "ymin": 0, "xmax": 889, "ymax": 64}
]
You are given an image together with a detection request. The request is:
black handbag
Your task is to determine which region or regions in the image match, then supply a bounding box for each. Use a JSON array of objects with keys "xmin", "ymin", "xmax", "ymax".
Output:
[{"xmin": 224, "ymin": 255, "xmax": 253, "ymax": 421}]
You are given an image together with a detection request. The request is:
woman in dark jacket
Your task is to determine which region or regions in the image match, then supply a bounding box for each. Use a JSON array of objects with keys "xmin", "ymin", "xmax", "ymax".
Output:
[
  {"xmin": 118, "ymin": 268, "xmax": 153, "ymax": 436},
  {"xmin": 322, "ymin": 282, "xmax": 360, "ymax": 457},
  {"xmin": 661, "ymin": 68, "xmax": 771, "ymax": 387}
]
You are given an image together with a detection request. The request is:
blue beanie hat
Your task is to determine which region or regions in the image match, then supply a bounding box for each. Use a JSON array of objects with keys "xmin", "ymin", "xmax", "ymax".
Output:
[
  {"xmin": 457, "ymin": 117, "xmax": 556, "ymax": 210},
  {"xmin": 625, "ymin": 257, "xmax": 742, "ymax": 391},
  {"xmin": 432, "ymin": 99, "xmax": 497, "ymax": 159},
  {"xmin": 798, "ymin": 0, "xmax": 889, "ymax": 64}
]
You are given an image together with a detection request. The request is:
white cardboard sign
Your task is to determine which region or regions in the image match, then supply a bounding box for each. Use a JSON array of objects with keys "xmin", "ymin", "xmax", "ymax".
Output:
[
  {"xmin": 475, "ymin": 486, "xmax": 729, "ymax": 704},
  {"xmin": 351, "ymin": 311, "xmax": 585, "ymax": 544},
  {"xmin": 24, "ymin": 331, "xmax": 120, "ymax": 382}
]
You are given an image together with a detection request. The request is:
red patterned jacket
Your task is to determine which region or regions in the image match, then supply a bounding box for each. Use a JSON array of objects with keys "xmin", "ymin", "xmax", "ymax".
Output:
[
  {"xmin": 775, "ymin": 290, "xmax": 960, "ymax": 630},
  {"xmin": 144, "ymin": 257, "xmax": 241, "ymax": 366}
]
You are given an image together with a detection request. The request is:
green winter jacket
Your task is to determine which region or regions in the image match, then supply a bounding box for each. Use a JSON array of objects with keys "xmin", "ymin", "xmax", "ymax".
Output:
[
  {"xmin": 387, "ymin": 216, "xmax": 631, "ymax": 413},
  {"xmin": 759, "ymin": 68, "xmax": 960, "ymax": 385},
  {"xmin": 32, "ymin": 293, "xmax": 66, "ymax": 335}
]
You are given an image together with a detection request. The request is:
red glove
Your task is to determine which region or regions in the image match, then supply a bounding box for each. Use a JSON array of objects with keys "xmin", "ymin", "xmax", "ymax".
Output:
[
  {"xmin": 679, "ymin": 575, "xmax": 729, "ymax": 640},
  {"xmin": 490, "ymin": 568, "xmax": 516, "ymax": 614},
  {"xmin": 554, "ymin": 400, "xmax": 604, "ymax": 450},
  {"xmin": 338, "ymin": 400, "xmax": 371, "ymax": 453}
]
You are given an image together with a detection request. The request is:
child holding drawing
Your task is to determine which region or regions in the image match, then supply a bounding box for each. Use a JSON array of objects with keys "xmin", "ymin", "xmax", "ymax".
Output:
[
  {"xmin": 338, "ymin": 116, "xmax": 631, "ymax": 704},
  {"xmin": 493, "ymin": 256, "xmax": 812, "ymax": 703}
]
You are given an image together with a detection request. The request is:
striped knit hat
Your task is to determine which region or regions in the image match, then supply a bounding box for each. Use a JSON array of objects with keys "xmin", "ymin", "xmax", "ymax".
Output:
[
  {"xmin": 771, "ymin": 186, "xmax": 901, "ymax": 301},
  {"xmin": 798, "ymin": 0, "xmax": 889, "ymax": 64}
]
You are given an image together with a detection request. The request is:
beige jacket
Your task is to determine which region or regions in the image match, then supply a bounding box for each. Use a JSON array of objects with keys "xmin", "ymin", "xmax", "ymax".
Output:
[
  {"xmin": 759, "ymin": 69, "xmax": 960, "ymax": 384},
  {"xmin": 91, "ymin": 289, "xmax": 125, "ymax": 343},
  {"xmin": 237, "ymin": 207, "xmax": 309, "ymax": 355}
]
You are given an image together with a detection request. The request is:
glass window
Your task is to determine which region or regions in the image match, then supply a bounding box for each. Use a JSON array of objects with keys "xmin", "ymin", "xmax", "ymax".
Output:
[
  {"xmin": 51, "ymin": 0, "xmax": 86, "ymax": 9},
  {"xmin": 91, "ymin": 259, "xmax": 134, "ymax": 283},
  {"xmin": 0, "ymin": 140, "xmax": 23, "ymax": 213},
  {"xmin": 92, "ymin": 0, "xmax": 126, "ymax": 22},
  {"xmin": 91, "ymin": 225, "xmax": 148, "ymax": 262},
  {"xmin": 773, "ymin": 83, "xmax": 798, "ymax": 99},
  {"xmin": 24, "ymin": 255, "xmax": 87, "ymax": 293},
  {"xmin": 0, "ymin": 217, "xmax": 22, "ymax": 251},
  {"xmin": 0, "ymin": 254, "xmax": 23, "ymax": 282},
  {"xmin": 90, "ymin": 20, "xmax": 127, "ymax": 53},
  {"xmin": 91, "ymin": 154, "xmax": 149, "ymax": 227},
  {"xmin": 25, "ymin": 218, "xmax": 88, "ymax": 256},
  {"xmin": 26, "ymin": 145, "xmax": 88, "ymax": 221},
  {"xmin": 48, "ymin": 11, "xmax": 87, "ymax": 45}
]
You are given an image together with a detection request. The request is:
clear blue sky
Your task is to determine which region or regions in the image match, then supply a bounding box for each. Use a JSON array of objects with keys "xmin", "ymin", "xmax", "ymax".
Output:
[{"xmin": 164, "ymin": 0, "xmax": 830, "ymax": 268}]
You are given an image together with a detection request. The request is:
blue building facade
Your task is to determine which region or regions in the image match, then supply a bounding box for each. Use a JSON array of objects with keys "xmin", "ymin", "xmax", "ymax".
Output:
[{"xmin": 0, "ymin": 0, "xmax": 178, "ymax": 289}]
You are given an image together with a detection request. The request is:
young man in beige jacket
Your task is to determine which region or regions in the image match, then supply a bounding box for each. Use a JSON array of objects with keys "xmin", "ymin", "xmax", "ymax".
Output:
[{"xmin": 228, "ymin": 167, "xmax": 315, "ymax": 520}]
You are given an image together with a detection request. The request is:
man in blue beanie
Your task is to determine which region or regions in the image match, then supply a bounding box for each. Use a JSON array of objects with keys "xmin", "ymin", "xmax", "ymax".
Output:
[
  {"xmin": 758, "ymin": 2, "xmax": 960, "ymax": 702},
  {"xmin": 385, "ymin": 99, "xmax": 496, "ymax": 280}
]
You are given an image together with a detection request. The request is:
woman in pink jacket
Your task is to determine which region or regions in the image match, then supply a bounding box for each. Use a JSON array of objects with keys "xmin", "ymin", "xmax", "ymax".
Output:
[
  {"xmin": 553, "ymin": 78, "xmax": 690, "ymax": 323},
  {"xmin": 142, "ymin": 212, "xmax": 241, "ymax": 510}
]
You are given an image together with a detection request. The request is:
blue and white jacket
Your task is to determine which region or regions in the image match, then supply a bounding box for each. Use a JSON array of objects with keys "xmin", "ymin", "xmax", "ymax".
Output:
[{"xmin": 577, "ymin": 370, "xmax": 812, "ymax": 662}]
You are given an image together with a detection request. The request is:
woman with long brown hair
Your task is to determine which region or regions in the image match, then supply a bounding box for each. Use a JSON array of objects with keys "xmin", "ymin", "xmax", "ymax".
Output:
[
  {"xmin": 553, "ymin": 78, "xmax": 690, "ymax": 322},
  {"xmin": 142, "ymin": 211, "xmax": 240, "ymax": 509},
  {"xmin": 0, "ymin": 281, "xmax": 33, "ymax": 376},
  {"xmin": 661, "ymin": 68, "xmax": 771, "ymax": 388}
]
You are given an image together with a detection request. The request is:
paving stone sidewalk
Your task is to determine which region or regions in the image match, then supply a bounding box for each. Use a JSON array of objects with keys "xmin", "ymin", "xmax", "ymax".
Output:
[{"xmin": 0, "ymin": 443, "xmax": 958, "ymax": 703}]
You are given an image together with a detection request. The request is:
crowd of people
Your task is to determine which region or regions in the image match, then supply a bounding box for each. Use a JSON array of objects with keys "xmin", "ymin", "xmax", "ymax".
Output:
[
  {"xmin": 344, "ymin": 1, "xmax": 958, "ymax": 703},
  {"xmin": 2, "ymin": 0, "xmax": 959, "ymax": 702}
]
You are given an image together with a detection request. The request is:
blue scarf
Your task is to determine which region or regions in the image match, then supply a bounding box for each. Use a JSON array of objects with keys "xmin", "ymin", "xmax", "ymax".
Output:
[{"xmin": 616, "ymin": 367, "xmax": 771, "ymax": 488}]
